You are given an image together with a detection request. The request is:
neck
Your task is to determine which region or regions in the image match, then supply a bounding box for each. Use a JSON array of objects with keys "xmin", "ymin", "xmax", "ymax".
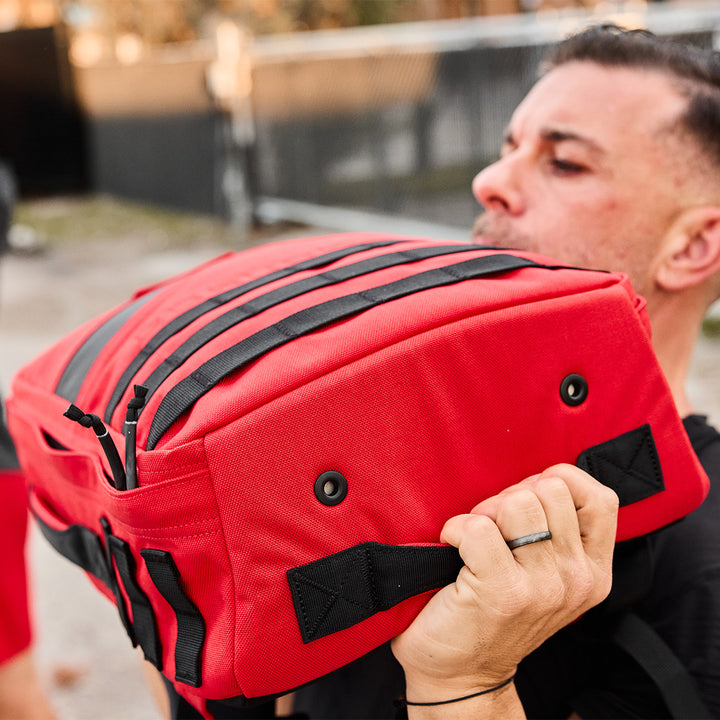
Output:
[{"xmin": 645, "ymin": 291, "xmax": 706, "ymax": 418}]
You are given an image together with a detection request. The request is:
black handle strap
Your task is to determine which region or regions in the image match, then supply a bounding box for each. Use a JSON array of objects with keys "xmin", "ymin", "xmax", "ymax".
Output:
[
  {"xmin": 287, "ymin": 424, "xmax": 666, "ymax": 643},
  {"xmin": 287, "ymin": 541, "xmax": 463, "ymax": 644},
  {"xmin": 147, "ymin": 253, "xmax": 540, "ymax": 449}
]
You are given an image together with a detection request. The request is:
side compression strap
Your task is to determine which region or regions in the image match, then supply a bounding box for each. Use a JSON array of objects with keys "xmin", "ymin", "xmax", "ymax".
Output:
[
  {"xmin": 136, "ymin": 244, "xmax": 485, "ymax": 412},
  {"xmin": 141, "ymin": 549, "xmax": 206, "ymax": 688},
  {"xmin": 108, "ymin": 535, "xmax": 163, "ymax": 669},
  {"xmin": 104, "ymin": 240, "xmax": 404, "ymax": 422},
  {"xmin": 147, "ymin": 253, "xmax": 539, "ymax": 449}
]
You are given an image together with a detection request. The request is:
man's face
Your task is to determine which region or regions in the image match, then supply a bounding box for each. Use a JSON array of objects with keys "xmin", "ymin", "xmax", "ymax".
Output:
[{"xmin": 472, "ymin": 61, "xmax": 693, "ymax": 297}]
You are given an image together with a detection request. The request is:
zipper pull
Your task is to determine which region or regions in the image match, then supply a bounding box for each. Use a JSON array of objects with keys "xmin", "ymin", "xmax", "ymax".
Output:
[
  {"xmin": 64, "ymin": 404, "xmax": 127, "ymax": 490},
  {"xmin": 124, "ymin": 385, "xmax": 148, "ymax": 491}
]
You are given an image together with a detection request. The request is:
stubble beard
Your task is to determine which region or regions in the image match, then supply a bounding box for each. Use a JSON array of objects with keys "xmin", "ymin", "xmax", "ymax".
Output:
[{"xmin": 471, "ymin": 211, "xmax": 535, "ymax": 253}]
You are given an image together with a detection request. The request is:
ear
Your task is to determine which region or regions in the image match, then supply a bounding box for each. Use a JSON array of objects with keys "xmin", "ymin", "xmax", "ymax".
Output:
[{"xmin": 656, "ymin": 207, "xmax": 720, "ymax": 293}]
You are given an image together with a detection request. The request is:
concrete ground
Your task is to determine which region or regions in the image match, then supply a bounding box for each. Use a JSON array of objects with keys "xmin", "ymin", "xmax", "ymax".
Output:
[
  {"xmin": 0, "ymin": 196, "xmax": 331, "ymax": 720},
  {"xmin": 1, "ymin": 195, "xmax": 719, "ymax": 720}
]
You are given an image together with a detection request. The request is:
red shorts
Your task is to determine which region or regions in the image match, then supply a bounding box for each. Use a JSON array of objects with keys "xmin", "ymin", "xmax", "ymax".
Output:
[{"xmin": 0, "ymin": 469, "xmax": 31, "ymax": 666}]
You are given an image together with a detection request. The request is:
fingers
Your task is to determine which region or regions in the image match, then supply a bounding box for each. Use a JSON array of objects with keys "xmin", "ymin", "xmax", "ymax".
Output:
[
  {"xmin": 472, "ymin": 465, "xmax": 618, "ymax": 556},
  {"xmin": 534, "ymin": 464, "xmax": 619, "ymax": 569},
  {"xmin": 441, "ymin": 513, "xmax": 518, "ymax": 581},
  {"xmin": 459, "ymin": 464, "xmax": 618, "ymax": 610},
  {"xmin": 393, "ymin": 465, "xmax": 619, "ymax": 696}
]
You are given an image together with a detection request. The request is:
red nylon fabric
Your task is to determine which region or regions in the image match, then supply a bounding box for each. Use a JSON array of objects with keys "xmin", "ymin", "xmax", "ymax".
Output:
[
  {"xmin": 5, "ymin": 233, "xmax": 709, "ymax": 713},
  {"xmin": 0, "ymin": 469, "xmax": 32, "ymax": 666}
]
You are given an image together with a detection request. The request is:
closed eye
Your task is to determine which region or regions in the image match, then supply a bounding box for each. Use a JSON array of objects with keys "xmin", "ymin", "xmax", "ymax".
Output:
[{"xmin": 551, "ymin": 158, "xmax": 588, "ymax": 175}]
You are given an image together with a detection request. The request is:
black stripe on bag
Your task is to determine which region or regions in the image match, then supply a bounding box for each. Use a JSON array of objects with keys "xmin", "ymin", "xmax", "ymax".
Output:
[
  {"xmin": 141, "ymin": 549, "xmax": 205, "ymax": 688},
  {"xmin": 287, "ymin": 542, "xmax": 463, "ymax": 643},
  {"xmin": 56, "ymin": 291, "xmax": 160, "ymax": 402},
  {"xmin": 147, "ymin": 253, "xmax": 539, "ymax": 449},
  {"xmin": 108, "ymin": 536, "xmax": 163, "ymax": 670},
  {"xmin": 135, "ymin": 244, "xmax": 483, "ymax": 411},
  {"xmin": 104, "ymin": 240, "xmax": 403, "ymax": 422}
]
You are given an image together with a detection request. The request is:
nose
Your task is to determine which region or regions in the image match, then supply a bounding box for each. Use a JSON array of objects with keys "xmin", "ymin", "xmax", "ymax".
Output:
[{"xmin": 472, "ymin": 155, "xmax": 524, "ymax": 215}]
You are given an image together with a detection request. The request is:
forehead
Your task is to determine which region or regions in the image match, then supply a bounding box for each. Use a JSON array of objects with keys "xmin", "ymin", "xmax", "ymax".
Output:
[{"xmin": 510, "ymin": 62, "xmax": 688, "ymax": 147}]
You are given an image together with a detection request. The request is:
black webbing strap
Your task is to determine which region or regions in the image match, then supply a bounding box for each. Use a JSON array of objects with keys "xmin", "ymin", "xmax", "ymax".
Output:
[
  {"xmin": 104, "ymin": 240, "xmax": 403, "ymax": 422},
  {"xmin": 287, "ymin": 542, "xmax": 464, "ymax": 644},
  {"xmin": 287, "ymin": 425, "xmax": 667, "ymax": 644},
  {"xmin": 136, "ymin": 243, "xmax": 484, "ymax": 413},
  {"xmin": 56, "ymin": 290, "xmax": 160, "ymax": 402},
  {"xmin": 147, "ymin": 253, "xmax": 539, "ymax": 449},
  {"xmin": 31, "ymin": 510, "xmax": 155, "ymax": 654},
  {"xmin": 576, "ymin": 425, "xmax": 665, "ymax": 507},
  {"xmin": 107, "ymin": 535, "xmax": 163, "ymax": 669},
  {"xmin": 613, "ymin": 612, "xmax": 710, "ymax": 719},
  {"xmin": 141, "ymin": 549, "xmax": 206, "ymax": 688},
  {"xmin": 99, "ymin": 517, "xmax": 136, "ymax": 644},
  {"xmin": 33, "ymin": 510, "xmax": 114, "ymax": 590}
]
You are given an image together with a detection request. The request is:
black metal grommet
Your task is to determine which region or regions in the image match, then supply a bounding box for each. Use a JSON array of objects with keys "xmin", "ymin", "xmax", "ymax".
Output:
[
  {"xmin": 314, "ymin": 471, "xmax": 348, "ymax": 506},
  {"xmin": 560, "ymin": 374, "xmax": 588, "ymax": 406}
]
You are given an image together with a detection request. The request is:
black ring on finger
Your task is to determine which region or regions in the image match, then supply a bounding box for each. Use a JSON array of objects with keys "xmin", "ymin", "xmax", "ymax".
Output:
[{"xmin": 506, "ymin": 530, "xmax": 552, "ymax": 550}]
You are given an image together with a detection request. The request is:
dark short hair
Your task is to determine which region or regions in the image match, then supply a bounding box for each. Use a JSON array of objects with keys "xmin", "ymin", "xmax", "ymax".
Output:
[{"xmin": 544, "ymin": 24, "xmax": 720, "ymax": 168}]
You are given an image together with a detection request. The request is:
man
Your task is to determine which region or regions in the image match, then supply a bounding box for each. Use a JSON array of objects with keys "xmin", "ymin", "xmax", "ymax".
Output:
[
  {"xmin": 0, "ymin": 160, "xmax": 55, "ymax": 720},
  {"xmin": 290, "ymin": 23, "xmax": 720, "ymax": 719}
]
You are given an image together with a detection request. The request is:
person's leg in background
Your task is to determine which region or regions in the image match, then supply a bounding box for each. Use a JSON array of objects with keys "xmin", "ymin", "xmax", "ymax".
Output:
[
  {"xmin": 0, "ymin": 161, "xmax": 55, "ymax": 718},
  {"xmin": 0, "ymin": 407, "xmax": 55, "ymax": 719}
]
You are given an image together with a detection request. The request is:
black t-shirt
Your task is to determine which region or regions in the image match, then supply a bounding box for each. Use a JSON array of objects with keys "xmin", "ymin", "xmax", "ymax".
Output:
[{"xmin": 291, "ymin": 415, "xmax": 720, "ymax": 719}]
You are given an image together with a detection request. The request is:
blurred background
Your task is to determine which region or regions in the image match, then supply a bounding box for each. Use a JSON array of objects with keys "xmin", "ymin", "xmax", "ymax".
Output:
[
  {"xmin": 1, "ymin": 1, "xmax": 720, "ymax": 718},
  {"xmin": 2, "ymin": 0, "xmax": 720, "ymax": 235}
]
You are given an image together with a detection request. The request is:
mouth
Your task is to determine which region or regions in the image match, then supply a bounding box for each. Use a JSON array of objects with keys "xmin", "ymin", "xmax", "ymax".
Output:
[
  {"xmin": 472, "ymin": 213, "xmax": 505, "ymax": 246},
  {"xmin": 471, "ymin": 211, "xmax": 530, "ymax": 253}
]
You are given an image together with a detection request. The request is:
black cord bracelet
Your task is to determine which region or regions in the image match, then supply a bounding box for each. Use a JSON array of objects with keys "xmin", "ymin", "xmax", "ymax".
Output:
[{"xmin": 396, "ymin": 674, "xmax": 515, "ymax": 708}]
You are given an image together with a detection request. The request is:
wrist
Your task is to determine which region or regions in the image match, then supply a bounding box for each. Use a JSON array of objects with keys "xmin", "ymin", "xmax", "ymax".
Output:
[
  {"xmin": 402, "ymin": 671, "xmax": 517, "ymax": 706},
  {"xmin": 400, "ymin": 676, "xmax": 522, "ymax": 720}
]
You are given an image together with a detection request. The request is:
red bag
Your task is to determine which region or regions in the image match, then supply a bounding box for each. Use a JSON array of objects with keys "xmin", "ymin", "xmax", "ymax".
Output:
[{"xmin": 6, "ymin": 233, "xmax": 708, "ymax": 717}]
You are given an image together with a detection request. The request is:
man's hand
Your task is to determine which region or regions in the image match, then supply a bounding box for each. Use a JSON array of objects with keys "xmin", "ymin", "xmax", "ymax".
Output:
[{"xmin": 391, "ymin": 464, "xmax": 618, "ymax": 715}]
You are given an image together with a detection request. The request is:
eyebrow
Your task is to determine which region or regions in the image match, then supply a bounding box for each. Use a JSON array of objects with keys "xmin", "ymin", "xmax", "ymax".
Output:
[{"xmin": 502, "ymin": 126, "xmax": 606, "ymax": 156}]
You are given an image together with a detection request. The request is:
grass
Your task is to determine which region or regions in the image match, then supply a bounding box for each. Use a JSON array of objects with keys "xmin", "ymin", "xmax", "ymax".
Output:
[
  {"xmin": 703, "ymin": 315, "xmax": 720, "ymax": 338},
  {"xmin": 13, "ymin": 194, "xmax": 269, "ymax": 251}
]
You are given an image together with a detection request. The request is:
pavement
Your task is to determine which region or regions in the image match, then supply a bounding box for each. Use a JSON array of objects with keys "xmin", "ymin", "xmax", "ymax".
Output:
[
  {"xmin": 1, "ymin": 195, "xmax": 719, "ymax": 720},
  {"xmin": 0, "ymin": 197, "xmax": 332, "ymax": 720}
]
